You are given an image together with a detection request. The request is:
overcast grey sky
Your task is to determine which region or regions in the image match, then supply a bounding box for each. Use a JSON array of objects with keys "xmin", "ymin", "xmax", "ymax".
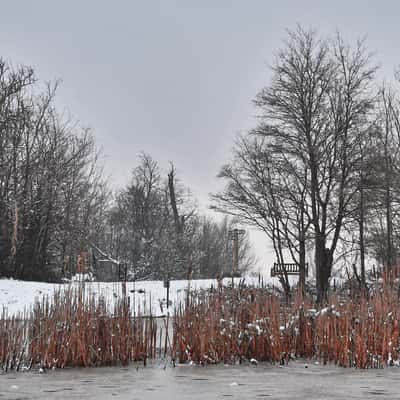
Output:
[{"xmin": 1, "ymin": 1, "xmax": 399, "ymax": 273}]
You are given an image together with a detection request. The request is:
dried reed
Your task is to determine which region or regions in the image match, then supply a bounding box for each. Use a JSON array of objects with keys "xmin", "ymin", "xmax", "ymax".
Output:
[
  {"xmin": 173, "ymin": 273, "xmax": 400, "ymax": 368},
  {"xmin": 4, "ymin": 272, "xmax": 400, "ymax": 371},
  {"xmin": 0, "ymin": 283, "xmax": 158, "ymax": 370}
]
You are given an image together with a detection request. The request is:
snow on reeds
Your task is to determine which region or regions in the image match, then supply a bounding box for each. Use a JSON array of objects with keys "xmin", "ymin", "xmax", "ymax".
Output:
[{"xmin": 173, "ymin": 271, "xmax": 400, "ymax": 368}]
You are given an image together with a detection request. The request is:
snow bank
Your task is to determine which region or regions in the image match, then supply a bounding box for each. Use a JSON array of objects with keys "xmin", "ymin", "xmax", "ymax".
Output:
[{"xmin": 0, "ymin": 276, "xmax": 278, "ymax": 317}]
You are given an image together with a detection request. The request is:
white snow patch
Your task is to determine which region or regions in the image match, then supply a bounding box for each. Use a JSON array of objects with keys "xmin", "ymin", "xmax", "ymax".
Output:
[{"xmin": 0, "ymin": 276, "xmax": 272, "ymax": 317}]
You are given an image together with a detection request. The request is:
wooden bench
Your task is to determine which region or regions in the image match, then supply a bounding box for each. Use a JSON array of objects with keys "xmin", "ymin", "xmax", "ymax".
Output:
[{"xmin": 270, "ymin": 263, "xmax": 308, "ymax": 277}]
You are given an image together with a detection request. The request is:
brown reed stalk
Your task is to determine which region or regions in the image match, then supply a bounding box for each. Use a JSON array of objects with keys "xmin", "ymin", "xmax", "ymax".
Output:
[
  {"xmin": 0, "ymin": 282, "xmax": 160, "ymax": 371},
  {"xmin": 5, "ymin": 271, "xmax": 400, "ymax": 371},
  {"xmin": 172, "ymin": 273, "xmax": 400, "ymax": 369}
]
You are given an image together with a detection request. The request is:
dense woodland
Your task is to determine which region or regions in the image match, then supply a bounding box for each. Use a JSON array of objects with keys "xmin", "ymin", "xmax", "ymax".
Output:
[{"xmin": 0, "ymin": 61, "xmax": 254, "ymax": 282}]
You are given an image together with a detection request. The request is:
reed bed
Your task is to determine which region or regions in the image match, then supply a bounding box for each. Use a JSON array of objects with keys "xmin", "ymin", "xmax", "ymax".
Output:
[
  {"xmin": 0, "ymin": 284, "xmax": 159, "ymax": 371},
  {"xmin": 3, "ymin": 272, "xmax": 400, "ymax": 371},
  {"xmin": 173, "ymin": 273, "xmax": 400, "ymax": 369}
]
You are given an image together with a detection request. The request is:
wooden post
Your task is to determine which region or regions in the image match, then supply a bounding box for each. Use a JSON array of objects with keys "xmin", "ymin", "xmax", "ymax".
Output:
[
  {"xmin": 228, "ymin": 228, "xmax": 245, "ymax": 285},
  {"xmin": 77, "ymin": 252, "xmax": 87, "ymax": 274},
  {"xmin": 164, "ymin": 280, "xmax": 170, "ymax": 308}
]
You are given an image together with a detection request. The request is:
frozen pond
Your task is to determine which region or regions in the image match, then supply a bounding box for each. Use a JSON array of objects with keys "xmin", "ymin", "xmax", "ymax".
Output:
[{"xmin": 1, "ymin": 360, "xmax": 399, "ymax": 399}]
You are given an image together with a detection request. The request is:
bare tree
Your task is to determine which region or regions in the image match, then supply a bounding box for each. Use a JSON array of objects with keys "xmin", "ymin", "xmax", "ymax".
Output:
[
  {"xmin": 213, "ymin": 27, "xmax": 376, "ymax": 301},
  {"xmin": 0, "ymin": 59, "xmax": 109, "ymax": 281},
  {"xmin": 211, "ymin": 135, "xmax": 297, "ymax": 297}
]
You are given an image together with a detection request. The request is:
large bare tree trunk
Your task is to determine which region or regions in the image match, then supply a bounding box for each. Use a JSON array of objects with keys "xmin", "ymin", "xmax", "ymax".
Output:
[
  {"xmin": 299, "ymin": 235, "xmax": 306, "ymax": 296},
  {"xmin": 315, "ymin": 234, "xmax": 332, "ymax": 304},
  {"xmin": 359, "ymin": 183, "xmax": 366, "ymax": 292}
]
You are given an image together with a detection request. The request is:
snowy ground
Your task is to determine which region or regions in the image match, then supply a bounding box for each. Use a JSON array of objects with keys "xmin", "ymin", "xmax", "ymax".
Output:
[{"xmin": 0, "ymin": 276, "xmax": 285, "ymax": 317}]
